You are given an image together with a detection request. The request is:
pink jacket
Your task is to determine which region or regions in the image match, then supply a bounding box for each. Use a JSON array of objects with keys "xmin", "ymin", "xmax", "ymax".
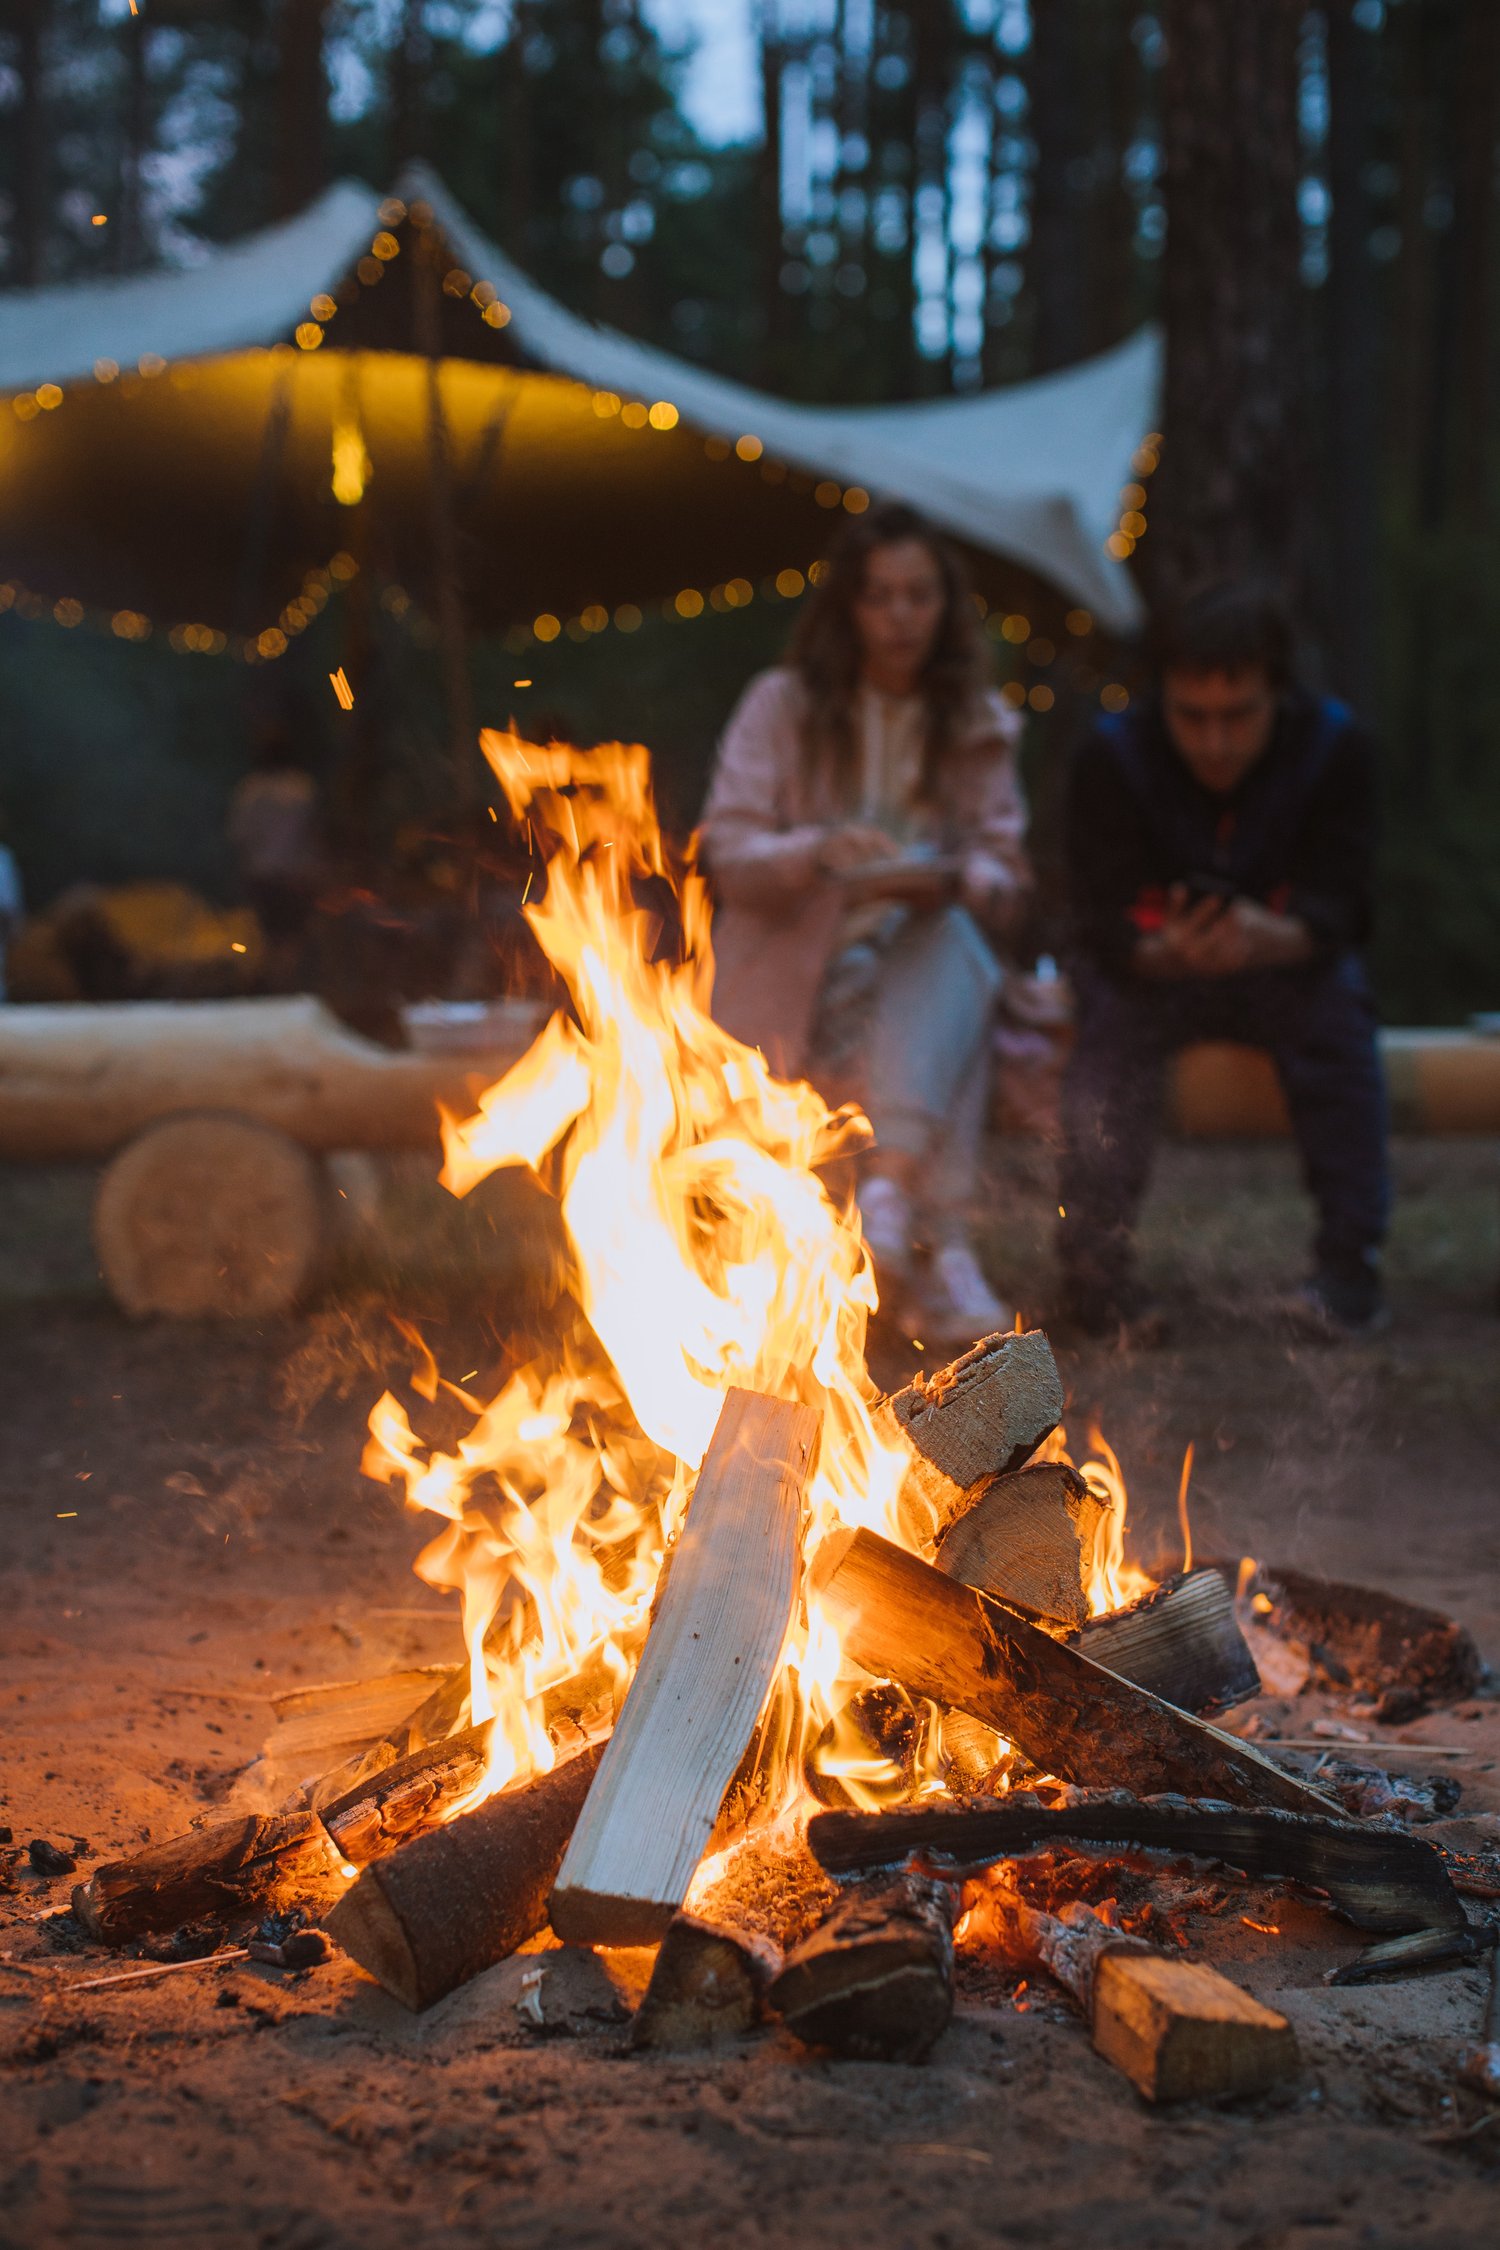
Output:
[{"xmin": 700, "ymin": 667, "xmax": 1030, "ymax": 1076}]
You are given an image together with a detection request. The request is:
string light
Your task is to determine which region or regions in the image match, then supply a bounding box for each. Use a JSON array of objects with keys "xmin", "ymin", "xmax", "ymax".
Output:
[{"xmin": 0, "ymin": 553, "xmax": 360, "ymax": 666}]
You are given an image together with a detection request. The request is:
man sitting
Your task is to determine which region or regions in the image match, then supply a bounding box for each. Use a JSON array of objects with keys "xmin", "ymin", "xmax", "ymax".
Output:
[{"xmin": 1058, "ymin": 581, "xmax": 1390, "ymax": 1338}]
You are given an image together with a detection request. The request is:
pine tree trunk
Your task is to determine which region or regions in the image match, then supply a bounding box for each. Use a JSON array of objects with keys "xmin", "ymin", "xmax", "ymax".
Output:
[
  {"xmin": 11, "ymin": 0, "xmax": 45, "ymax": 285},
  {"xmin": 1151, "ymin": 0, "xmax": 1307, "ymax": 600},
  {"xmin": 1027, "ymin": 0, "xmax": 1087, "ymax": 372},
  {"xmin": 1325, "ymin": 0, "xmax": 1381, "ymax": 711},
  {"xmin": 1452, "ymin": 0, "xmax": 1499, "ymax": 532},
  {"xmin": 274, "ymin": 0, "xmax": 330, "ymax": 220}
]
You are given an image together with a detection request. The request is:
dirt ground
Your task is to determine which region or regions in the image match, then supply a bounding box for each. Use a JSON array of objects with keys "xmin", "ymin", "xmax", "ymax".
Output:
[{"xmin": 2, "ymin": 1135, "xmax": 1499, "ymax": 2250}]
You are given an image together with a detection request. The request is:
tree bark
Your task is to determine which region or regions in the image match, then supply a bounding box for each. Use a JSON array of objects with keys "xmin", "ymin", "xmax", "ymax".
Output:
[
  {"xmin": 274, "ymin": 0, "xmax": 330, "ymax": 220},
  {"xmin": 73, "ymin": 1811, "xmax": 342, "ymax": 1945},
  {"xmin": 1151, "ymin": 0, "xmax": 1308, "ymax": 600},
  {"xmin": 11, "ymin": 0, "xmax": 46, "ymax": 285},
  {"xmin": 1324, "ymin": 0, "xmax": 1382, "ymax": 710}
]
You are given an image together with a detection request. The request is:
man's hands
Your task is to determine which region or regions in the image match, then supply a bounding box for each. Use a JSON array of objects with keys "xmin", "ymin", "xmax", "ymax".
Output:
[{"xmin": 1134, "ymin": 887, "xmax": 1313, "ymax": 979}]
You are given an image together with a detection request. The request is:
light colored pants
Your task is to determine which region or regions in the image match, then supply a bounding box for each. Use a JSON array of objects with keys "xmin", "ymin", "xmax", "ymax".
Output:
[{"xmin": 809, "ymin": 905, "xmax": 1001, "ymax": 1232}]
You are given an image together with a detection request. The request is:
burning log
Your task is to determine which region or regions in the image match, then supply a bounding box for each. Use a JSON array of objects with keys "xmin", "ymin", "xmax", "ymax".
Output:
[
  {"xmin": 325, "ymin": 1742, "xmax": 603, "ymax": 2010},
  {"xmin": 808, "ymin": 1795, "xmax": 1481, "ymax": 1979},
  {"xmin": 550, "ymin": 1388, "xmax": 819, "ymax": 1947},
  {"xmin": 814, "ymin": 1527, "xmax": 1332, "ymax": 1814},
  {"xmin": 319, "ymin": 1723, "xmax": 491, "ymax": 1866},
  {"xmin": 936, "ymin": 1462, "xmax": 1107, "ymax": 1627},
  {"xmin": 877, "ymin": 1329, "xmax": 1063, "ymax": 1549},
  {"xmin": 1070, "ymin": 1570, "xmax": 1262, "ymax": 1717},
  {"xmin": 766, "ymin": 1872, "xmax": 956, "ymax": 2062},
  {"xmin": 967, "ymin": 1881, "xmax": 1298, "ymax": 2102},
  {"xmin": 72, "ymin": 1810, "xmax": 342, "ymax": 1945},
  {"xmin": 629, "ymin": 1912, "xmax": 782, "ymax": 2050}
]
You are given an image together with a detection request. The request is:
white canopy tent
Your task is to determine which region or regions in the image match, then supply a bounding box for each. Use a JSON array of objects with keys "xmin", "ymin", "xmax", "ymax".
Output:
[{"xmin": 0, "ymin": 166, "xmax": 1159, "ymax": 639}]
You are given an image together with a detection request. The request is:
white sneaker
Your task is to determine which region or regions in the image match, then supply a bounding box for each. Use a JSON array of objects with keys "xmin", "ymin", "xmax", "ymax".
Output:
[
  {"xmin": 856, "ymin": 1175, "xmax": 914, "ymax": 1284},
  {"xmin": 916, "ymin": 1242, "xmax": 1013, "ymax": 1351}
]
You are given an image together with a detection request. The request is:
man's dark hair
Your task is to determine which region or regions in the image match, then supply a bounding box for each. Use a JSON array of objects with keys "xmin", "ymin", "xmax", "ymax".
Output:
[{"xmin": 1148, "ymin": 582, "xmax": 1293, "ymax": 690}]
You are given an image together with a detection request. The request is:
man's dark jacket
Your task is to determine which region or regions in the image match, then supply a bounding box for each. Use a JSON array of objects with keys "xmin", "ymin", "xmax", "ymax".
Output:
[{"xmin": 1065, "ymin": 691, "xmax": 1377, "ymax": 979}]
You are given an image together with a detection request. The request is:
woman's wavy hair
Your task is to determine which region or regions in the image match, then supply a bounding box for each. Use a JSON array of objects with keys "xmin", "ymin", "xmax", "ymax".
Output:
[{"xmin": 787, "ymin": 500, "xmax": 991, "ymax": 806}]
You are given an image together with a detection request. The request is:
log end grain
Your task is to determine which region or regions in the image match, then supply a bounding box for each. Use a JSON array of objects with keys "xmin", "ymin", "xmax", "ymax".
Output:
[
  {"xmin": 936, "ymin": 1462, "xmax": 1105, "ymax": 1627},
  {"xmin": 630, "ymin": 1913, "xmax": 782, "ymax": 2050},
  {"xmin": 1091, "ymin": 1952, "xmax": 1299, "ymax": 2103},
  {"xmin": 767, "ymin": 1874, "xmax": 956, "ymax": 2063}
]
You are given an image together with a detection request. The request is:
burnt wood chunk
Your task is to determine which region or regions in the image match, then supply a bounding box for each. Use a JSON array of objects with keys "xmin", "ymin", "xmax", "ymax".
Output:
[
  {"xmin": 72, "ymin": 1811, "xmax": 342, "ymax": 1945},
  {"xmin": 768, "ymin": 1873, "xmax": 956, "ymax": 2062},
  {"xmin": 550, "ymin": 1389, "xmax": 819, "ymax": 1947},
  {"xmin": 876, "ymin": 1329, "xmax": 1063, "ymax": 1549},
  {"xmin": 1072, "ymin": 1570, "xmax": 1263, "ymax": 1716},
  {"xmin": 1092, "ymin": 1952, "xmax": 1299, "ymax": 2103},
  {"xmin": 1245, "ymin": 1562, "xmax": 1482, "ymax": 1714},
  {"xmin": 320, "ymin": 1723, "xmax": 491, "ymax": 1865},
  {"xmin": 807, "ymin": 1795, "xmax": 1479, "ymax": 1979},
  {"xmin": 630, "ymin": 1913, "xmax": 782, "ymax": 2050},
  {"xmin": 326, "ymin": 1743, "xmax": 603, "ymax": 2011},
  {"xmin": 937, "ymin": 1462, "xmax": 1106, "ymax": 1627},
  {"xmin": 813, "ymin": 1526, "xmax": 1333, "ymax": 1815}
]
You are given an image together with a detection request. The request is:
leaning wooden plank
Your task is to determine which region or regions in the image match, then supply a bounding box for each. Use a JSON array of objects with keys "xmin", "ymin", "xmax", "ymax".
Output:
[
  {"xmin": 325, "ymin": 1742, "xmax": 604, "ymax": 2010},
  {"xmin": 1093, "ymin": 1952, "xmax": 1299, "ymax": 2102},
  {"xmin": 812, "ymin": 1527, "xmax": 1332, "ymax": 1814},
  {"xmin": 72, "ymin": 1811, "xmax": 342, "ymax": 1945},
  {"xmin": 875, "ymin": 1330, "xmax": 1063, "ymax": 1550},
  {"xmin": 550, "ymin": 1388, "xmax": 820, "ymax": 1946},
  {"xmin": 1069, "ymin": 1570, "xmax": 1262, "ymax": 1716},
  {"xmin": 766, "ymin": 1873, "xmax": 956, "ymax": 2062},
  {"xmin": 806, "ymin": 1796, "xmax": 1478, "ymax": 1976},
  {"xmin": 936, "ymin": 1462, "xmax": 1106, "ymax": 1627}
]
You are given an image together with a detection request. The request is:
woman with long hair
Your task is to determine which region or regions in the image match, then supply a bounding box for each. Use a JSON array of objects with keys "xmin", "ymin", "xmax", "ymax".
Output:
[{"xmin": 702, "ymin": 500, "xmax": 1031, "ymax": 1345}]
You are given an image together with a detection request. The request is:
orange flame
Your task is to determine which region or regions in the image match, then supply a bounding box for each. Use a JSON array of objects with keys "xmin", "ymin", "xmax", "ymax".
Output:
[{"xmin": 362, "ymin": 733, "xmax": 1156, "ymax": 1834}]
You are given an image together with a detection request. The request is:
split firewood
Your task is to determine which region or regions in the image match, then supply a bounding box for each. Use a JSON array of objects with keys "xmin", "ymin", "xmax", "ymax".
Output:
[
  {"xmin": 964, "ymin": 1875, "xmax": 1298, "ymax": 2102},
  {"xmin": 808, "ymin": 1794, "xmax": 1479, "ymax": 1978},
  {"xmin": 72, "ymin": 1810, "xmax": 343, "ymax": 1945},
  {"xmin": 239, "ymin": 1666, "xmax": 458, "ymax": 1809},
  {"xmin": 1070, "ymin": 1570, "xmax": 1262, "ymax": 1717},
  {"xmin": 630, "ymin": 1912, "xmax": 782, "ymax": 2050},
  {"xmin": 550, "ymin": 1388, "xmax": 820, "ymax": 1947},
  {"xmin": 813, "ymin": 1527, "xmax": 1332, "ymax": 1814},
  {"xmin": 876, "ymin": 1329, "xmax": 1063, "ymax": 1550},
  {"xmin": 326, "ymin": 1741, "xmax": 603, "ymax": 2011},
  {"xmin": 936, "ymin": 1462, "xmax": 1106, "ymax": 1628},
  {"xmin": 766, "ymin": 1872, "xmax": 956, "ymax": 2062},
  {"xmin": 319, "ymin": 1723, "xmax": 492, "ymax": 1866},
  {"xmin": 1093, "ymin": 1953, "xmax": 1299, "ymax": 2103},
  {"xmin": 308, "ymin": 1665, "xmax": 471, "ymax": 1809}
]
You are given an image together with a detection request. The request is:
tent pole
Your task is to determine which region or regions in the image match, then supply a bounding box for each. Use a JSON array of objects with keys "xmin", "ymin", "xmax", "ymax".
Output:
[{"xmin": 415, "ymin": 229, "xmax": 478, "ymax": 811}]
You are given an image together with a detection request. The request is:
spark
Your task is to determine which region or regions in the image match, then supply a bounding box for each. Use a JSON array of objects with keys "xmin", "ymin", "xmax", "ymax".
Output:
[{"xmin": 329, "ymin": 667, "xmax": 354, "ymax": 711}]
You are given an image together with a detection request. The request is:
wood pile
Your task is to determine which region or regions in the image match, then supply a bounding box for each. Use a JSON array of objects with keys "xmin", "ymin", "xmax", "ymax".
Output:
[{"xmin": 68, "ymin": 1327, "xmax": 1487, "ymax": 2102}]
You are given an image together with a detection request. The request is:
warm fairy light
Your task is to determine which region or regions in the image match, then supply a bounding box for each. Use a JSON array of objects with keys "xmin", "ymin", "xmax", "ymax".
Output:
[
  {"xmin": 295, "ymin": 322, "xmax": 324, "ymax": 351},
  {"xmin": 774, "ymin": 567, "xmax": 805, "ymax": 598},
  {"xmin": 1066, "ymin": 608, "xmax": 1093, "ymax": 635},
  {"xmin": 814, "ymin": 480, "xmax": 842, "ymax": 508},
  {"xmin": 95, "ymin": 358, "xmax": 119, "ymax": 382},
  {"xmin": 674, "ymin": 587, "xmax": 704, "ymax": 618},
  {"xmin": 1101, "ymin": 682, "xmax": 1130, "ymax": 712},
  {"xmin": 371, "ymin": 230, "xmax": 401, "ymax": 261},
  {"xmin": 648, "ymin": 401, "xmax": 679, "ymax": 429},
  {"xmin": 36, "ymin": 384, "xmax": 62, "ymax": 410},
  {"xmin": 331, "ymin": 418, "xmax": 370, "ymax": 505},
  {"xmin": 620, "ymin": 401, "xmax": 649, "ymax": 429},
  {"xmin": 843, "ymin": 487, "xmax": 870, "ymax": 513},
  {"xmin": 534, "ymin": 613, "xmax": 561, "ymax": 642},
  {"xmin": 311, "ymin": 293, "xmax": 337, "ymax": 321},
  {"xmin": 735, "ymin": 433, "xmax": 763, "ymax": 461}
]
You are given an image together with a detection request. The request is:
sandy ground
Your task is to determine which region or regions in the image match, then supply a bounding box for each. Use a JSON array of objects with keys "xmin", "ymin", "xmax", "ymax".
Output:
[{"xmin": 2, "ymin": 1136, "xmax": 1499, "ymax": 2250}]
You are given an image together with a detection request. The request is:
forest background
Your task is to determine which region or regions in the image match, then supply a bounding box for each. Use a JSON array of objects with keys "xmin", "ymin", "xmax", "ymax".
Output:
[{"xmin": 0, "ymin": 0, "xmax": 1495, "ymax": 1023}]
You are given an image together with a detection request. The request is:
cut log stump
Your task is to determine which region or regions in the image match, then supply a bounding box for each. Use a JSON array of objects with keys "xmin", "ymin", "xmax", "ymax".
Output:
[
  {"xmin": 767, "ymin": 1873, "xmax": 956, "ymax": 2062},
  {"xmin": 93, "ymin": 1112, "xmax": 325, "ymax": 1318},
  {"xmin": 1092, "ymin": 1952, "xmax": 1299, "ymax": 2103},
  {"xmin": 630, "ymin": 1913, "xmax": 782, "ymax": 2050},
  {"xmin": 936, "ymin": 1462, "xmax": 1106, "ymax": 1627},
  {"xmin": 550, "ymin": 1388, "xmax": 820, "ymax": 1947},
  {"xmin": 73, "ymin": 1810, "xmax": 342, "ymax": 1944},
  {"xmin": 326, "ymin": 1743, "xmax": 603, "ymax": 2011},
  {"xmin": 1072, "ymin": 1569, "xmax": 1262, "ymax": 1716},
  {"xmin": 877, "ymin": 1329, "xmax": 1063, "ymax": 1549}
]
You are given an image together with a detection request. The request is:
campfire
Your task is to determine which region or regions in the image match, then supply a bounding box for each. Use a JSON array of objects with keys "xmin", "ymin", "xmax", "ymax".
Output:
[{"xmin": 68, "ymin": 733, "xmax": 1492, "ymax": 2099}]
